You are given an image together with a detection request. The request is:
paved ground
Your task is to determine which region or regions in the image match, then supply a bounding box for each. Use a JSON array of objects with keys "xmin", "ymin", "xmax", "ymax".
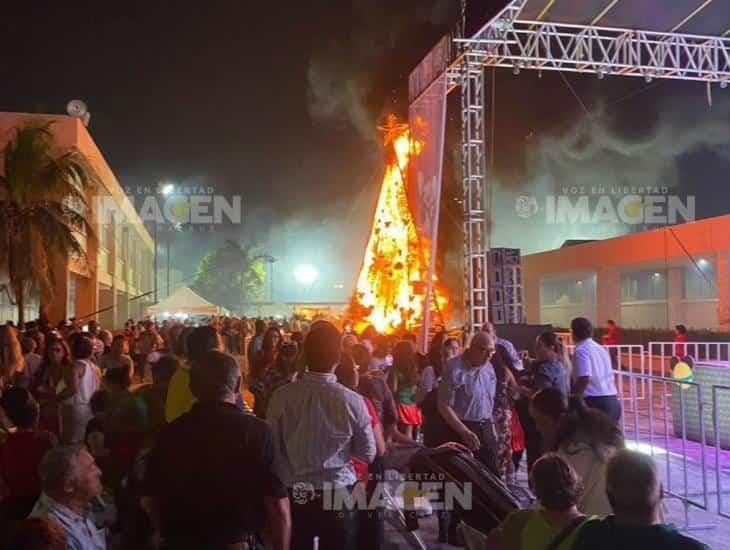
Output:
[
  {"xmin": 383, "ymin": 409, "xmax": 730, "ymax": 550},
  {"xmin": 383, "ymin": 474, "xmax": 730, "ymax": 549}
]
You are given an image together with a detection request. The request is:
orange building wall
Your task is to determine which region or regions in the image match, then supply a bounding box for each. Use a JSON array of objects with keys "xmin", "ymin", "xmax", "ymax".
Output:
[
  {"xmin": 521, "ymin": 215, "xmax": 730, "ymax": 331},
  {"xmin": 0, "ymin": 112, "xmax": 153, "ymax": 327}
]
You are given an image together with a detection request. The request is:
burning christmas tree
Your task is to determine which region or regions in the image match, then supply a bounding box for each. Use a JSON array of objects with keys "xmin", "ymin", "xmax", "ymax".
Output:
[{"xmin": 349, "ymin": 115, "xmax": 448, "ymax": 334}]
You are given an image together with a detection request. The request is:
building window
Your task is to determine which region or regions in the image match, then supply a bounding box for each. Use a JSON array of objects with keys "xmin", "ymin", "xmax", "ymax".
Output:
[
  {"xmin": 684, "ymin": 260, "xmax": 717, "ymax": 299},
  {"xmin": 621, "ymin": 270, "xmax": 667, "ymax": 302},
  {"xmin": 540, "ymin": 275, "xmax": 595, "ymax": 306}
]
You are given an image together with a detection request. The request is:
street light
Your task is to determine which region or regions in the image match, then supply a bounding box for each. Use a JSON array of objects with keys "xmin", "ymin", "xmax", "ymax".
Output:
[
  {"xmin": 294, "ymin": 264, "xmax": 318, "ymax": 286},
  {"xmin": 294, "ymin": 264, "xmax": 318, "ymax": 301},
  {"xmin": 153, "ymin": 181, "xmax": 176, "ymax": 304}
]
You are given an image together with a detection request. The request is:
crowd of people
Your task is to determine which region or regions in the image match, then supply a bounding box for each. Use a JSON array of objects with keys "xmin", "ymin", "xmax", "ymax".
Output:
[{"xmin": 0, "ymin": 313, "xmax": 709, "ymax": 549}]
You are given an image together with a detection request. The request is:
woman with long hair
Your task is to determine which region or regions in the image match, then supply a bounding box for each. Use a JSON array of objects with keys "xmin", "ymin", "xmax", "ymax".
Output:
[
  {"xmin": 30, "ymin": 335, "xmax": 71, "ymax": 436},
  {"xmin": 515, "ymin": 332, "xmax": 570, "ymax": 471},
  {"xmin": 530, "ymin": 388, "xmax": 624, "ymax": 516},
  {"xmin": 98, "ymin": 334, "xmax": 134, "ymax": 376},
  {"xmin": 417, "ymin": 336, "xmax": 461, "ymax": 401},
  {"xmin": 523, "ymin": 332, "xmax": 569, "ymax": 397},
  {"xmin": 388, "ymin": 340, "xmax": 422, "ymax": 440},
  {"xmin": 491, "ymin": 343, "xmax": 523, "ymax": 479},
  {"xmin": 251, "ymin": 327, "xmax": 281, "ymax": 380}
]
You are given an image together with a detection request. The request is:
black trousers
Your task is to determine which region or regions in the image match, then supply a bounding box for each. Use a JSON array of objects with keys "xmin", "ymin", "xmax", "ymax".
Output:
[
  {"xmin": 585, "ymin": 395, "xmax": 622, "ymax": 423},
  {"xmin": 359, "ymin": 459, "xmax": 385, "ymax": 550},
  {"xmin": 462, "ymin": 419, "xmax": 498, "ymax": 475},
  {"xmin": 289, "ymin": 487, "xmax": 359, "ymax": 550}
]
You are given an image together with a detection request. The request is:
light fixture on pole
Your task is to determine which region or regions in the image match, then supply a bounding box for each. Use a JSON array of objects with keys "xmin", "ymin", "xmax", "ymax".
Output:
[
  {"xmin": 153, "ymin": 181, "xmax": 175, "ymax": 304},
  {"xmin": 294, "ymin": 264, "xmax": 318, "ymax": 285}
]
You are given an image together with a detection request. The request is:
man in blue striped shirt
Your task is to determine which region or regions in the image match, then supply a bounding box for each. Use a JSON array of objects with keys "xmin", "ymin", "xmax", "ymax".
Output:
[
  {"xmin": 438, "ymin": 331, "xmax": 499, "ymax": 473},
  {"xmin": 268, "ymin": 321, "xmax": 375, "ymax": 550}
]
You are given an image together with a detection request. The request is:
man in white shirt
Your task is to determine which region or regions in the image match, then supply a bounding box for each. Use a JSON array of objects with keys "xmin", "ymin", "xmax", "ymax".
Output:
[
  {"xmin": 268, "ymin": 321, "xmax": 375, "ymax": 550},
  {"xmin": 570, "ymin": 317, "xmax": 621, "ymax": 422}
]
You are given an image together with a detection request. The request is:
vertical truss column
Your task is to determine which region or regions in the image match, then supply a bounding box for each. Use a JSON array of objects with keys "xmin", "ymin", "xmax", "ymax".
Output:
[{"xmin": 460, "ymin": 63, "xmax": 489, "ymax": 335}]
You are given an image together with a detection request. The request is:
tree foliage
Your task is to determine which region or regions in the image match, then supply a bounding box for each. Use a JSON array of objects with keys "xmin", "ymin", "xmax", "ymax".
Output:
[
  {"xmin": 192, "ymin": 240, "xmax": 265, "ymax": 313},
  {"xmin": 0, "ymin": 121, "xmax": 98, "ymax": 323}
]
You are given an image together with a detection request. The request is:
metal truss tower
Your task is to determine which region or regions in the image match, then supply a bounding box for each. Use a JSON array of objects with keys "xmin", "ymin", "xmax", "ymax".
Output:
[
  {"xmin": 451, "ymin": 0, "xmax": 730, "ymax": 334},
  {"xmin": 460, "ymin": 65, "xmax": 489, "ymax": 332}
]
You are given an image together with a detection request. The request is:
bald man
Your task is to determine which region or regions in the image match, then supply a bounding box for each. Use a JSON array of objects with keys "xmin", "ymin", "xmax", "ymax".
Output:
[
  {"xmin": 438, "ymin": 331, "xmax": 499, "ymax": 473},
  {"xmin": 574, "ymin": 450, "xmax": 707, "ymax": 549}
]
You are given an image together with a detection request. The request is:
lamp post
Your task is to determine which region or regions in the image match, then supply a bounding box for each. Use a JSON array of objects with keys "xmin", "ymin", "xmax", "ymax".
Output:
[
  {"xmin": 153, "ymin": 218, "xmax": 158, "ymax": 304},
  {"xmin": 153, "ymin": 182, "xmax": 175, "ymax": 304}
]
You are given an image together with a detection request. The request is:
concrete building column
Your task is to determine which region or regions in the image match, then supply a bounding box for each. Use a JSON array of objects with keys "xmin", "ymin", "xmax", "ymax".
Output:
[
  {"xmin": 116, "ymin": 291, "xmax": 129, "ymax": 329},
  {"xmin": 98, "ymin": 286, "xmax": 115, "ymax": 331},
  {"xmin": 74, "ymin": 275, "xmax": 98, "ymax": 324},
  {"xmin": 667, "ymin": 267, "xmax": 683, "ymax": 329},
  {"xmin": 718, "ymin": 251, "xmax": 730, "ymax": 332},
  {"xmin": 596, "ymin": 266, "xmax": 621, "ymax": 326}
]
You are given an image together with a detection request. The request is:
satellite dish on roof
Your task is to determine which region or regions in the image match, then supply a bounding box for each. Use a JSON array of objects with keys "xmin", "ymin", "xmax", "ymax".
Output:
[{"xmin": 66, "ymin": 99, "xmax": 91, "ymax": 127}]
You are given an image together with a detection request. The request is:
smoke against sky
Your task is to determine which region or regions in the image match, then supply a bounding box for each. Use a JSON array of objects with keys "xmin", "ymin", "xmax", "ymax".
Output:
[
  {"xmin": 490, "ymin": 91, "xmax": 730, "ymax": 253},
  {"xmin": 306, "ymin": 0, "xmax": 456, "ymax": 140}
]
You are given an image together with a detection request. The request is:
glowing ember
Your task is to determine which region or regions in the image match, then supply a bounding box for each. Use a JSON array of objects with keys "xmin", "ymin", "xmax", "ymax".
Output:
[{"xmin": 349, "ymin": 115, "xmax": 448, "ymax": 334}]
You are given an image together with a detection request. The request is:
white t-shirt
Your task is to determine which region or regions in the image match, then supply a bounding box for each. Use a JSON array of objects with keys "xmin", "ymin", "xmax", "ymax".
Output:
[
  {"xmin": 558, "ymin": 441, "xmax": 614, "ymax": 516},
  {"xmin": 572, "ymin": 338, "xmax": 617, "ymax": 397}
]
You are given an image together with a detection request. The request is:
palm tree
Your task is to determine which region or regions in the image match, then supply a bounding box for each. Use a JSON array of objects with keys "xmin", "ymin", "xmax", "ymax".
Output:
[{"xmin": 0, "ymin": 121, "xmax": 98, "ymax": 323}]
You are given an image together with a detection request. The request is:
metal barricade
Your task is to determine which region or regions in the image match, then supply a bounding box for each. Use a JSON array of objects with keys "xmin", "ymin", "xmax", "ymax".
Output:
[
  {"xmin": 561, "ymin": 341, "xmax": 730, "ymax": 530},
  {"xmin": 615, "ymin": 370, "xmax": 710, "ymax": 527},
  {"xmin": 649, "ymin": 341, "xmax": 730, "ymax": 378},
  {"xmin": 711, "ymin": 385, "xmax": 730, "ymax": 519}
]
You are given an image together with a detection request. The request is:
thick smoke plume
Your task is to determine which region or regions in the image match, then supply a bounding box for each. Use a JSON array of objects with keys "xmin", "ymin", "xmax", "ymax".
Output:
[
  {"xmin": 306, "ymin": 0, "xmax": 455, "ymax": 139},
  {"xmin": 491, "ymin": 97, "xmax": 730, "ymax": 253}
]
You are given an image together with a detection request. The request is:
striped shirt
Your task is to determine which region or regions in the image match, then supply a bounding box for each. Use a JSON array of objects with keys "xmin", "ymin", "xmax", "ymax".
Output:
[
  {"xmin": 30, "ymin": 493, "xmax": 106, "ymax": 550},
  {"xmin": 267, "ymin": 371, "xmax": 376, "ymax": 489},
  {"xmin": 438, "ymin": 354, "xmax": 497, "ymax": 422}
]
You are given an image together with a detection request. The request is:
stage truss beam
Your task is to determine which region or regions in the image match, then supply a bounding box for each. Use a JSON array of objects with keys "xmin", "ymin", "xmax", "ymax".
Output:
[
  {"xmin": 457, "ymin": 20, "xmax": 730, "ymax": 83},
  {"xmin": 449, "ymin": 0, "xmax": 728, "ymax": 333}
]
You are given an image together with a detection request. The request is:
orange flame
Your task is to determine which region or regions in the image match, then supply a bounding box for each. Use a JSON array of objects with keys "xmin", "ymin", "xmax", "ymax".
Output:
[{"xmin": 350, "ymin": 116, "xmax": 448, "ymax": 335}]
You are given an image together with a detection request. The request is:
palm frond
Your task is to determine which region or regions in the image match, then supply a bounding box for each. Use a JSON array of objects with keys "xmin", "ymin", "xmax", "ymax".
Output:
[{"xmin": 0, "ymin": 120, "xmax": 100, "ymax": 315}]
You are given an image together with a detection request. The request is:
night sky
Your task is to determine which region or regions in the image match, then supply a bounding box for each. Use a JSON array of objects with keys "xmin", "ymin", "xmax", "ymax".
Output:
[{"xmin": 2, "ymin": 1, "xmax": 728, "ymax": 302}]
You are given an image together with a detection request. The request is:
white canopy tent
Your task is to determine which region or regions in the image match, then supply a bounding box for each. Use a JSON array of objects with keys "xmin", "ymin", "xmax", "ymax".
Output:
[{"xmin": 146, "ymin": 286, "xmax": 229, "ymax": 318}]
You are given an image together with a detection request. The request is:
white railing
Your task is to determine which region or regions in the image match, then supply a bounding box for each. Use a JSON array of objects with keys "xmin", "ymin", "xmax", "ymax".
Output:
[
  {"xmin": 564, "ymin": 341, "xmax": 730, "ymax": 529},
  {"xmin": 617, "ymin": 370, "xmax": 712, "ymax": 530}
]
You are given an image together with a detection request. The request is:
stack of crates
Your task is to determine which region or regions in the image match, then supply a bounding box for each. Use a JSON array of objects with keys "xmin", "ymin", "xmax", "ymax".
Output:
[{"xmin": 487, "ymin": 248, "xmax": 524, "ymax": 324}]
